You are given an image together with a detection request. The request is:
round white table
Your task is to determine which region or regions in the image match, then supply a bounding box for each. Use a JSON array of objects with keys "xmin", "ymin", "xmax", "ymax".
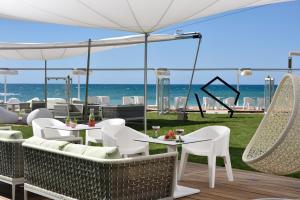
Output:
[{"xmin": 135, "ymin": 136, "xmax": 211, "ymax": 199}]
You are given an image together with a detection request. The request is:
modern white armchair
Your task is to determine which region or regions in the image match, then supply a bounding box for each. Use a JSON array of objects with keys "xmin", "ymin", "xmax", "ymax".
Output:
[
  {"xmin": 102, "ymin": 123, "xmax": 149, "ymax": 157},
  {"xmin": 178, "ymin": 126, "xmax": 233, "ymax": 188},
  {"xmin": 32, "ymin": 118, "xmax": 82, "ymax": 143},
  {"xmin": 85, "ymin": 118, "xmax": 125, "ymax": 146}
]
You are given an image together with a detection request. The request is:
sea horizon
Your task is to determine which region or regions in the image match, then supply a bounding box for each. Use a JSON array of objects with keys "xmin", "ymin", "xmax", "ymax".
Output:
[{"xmin": 0, "ymin": 83, "xmax": 273, "ymax": 106}]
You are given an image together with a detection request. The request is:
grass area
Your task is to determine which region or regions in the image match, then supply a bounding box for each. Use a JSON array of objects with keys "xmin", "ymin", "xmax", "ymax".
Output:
[{"xmin": 6, "ymin": 112, "xmax": 300, "ymax": 178}]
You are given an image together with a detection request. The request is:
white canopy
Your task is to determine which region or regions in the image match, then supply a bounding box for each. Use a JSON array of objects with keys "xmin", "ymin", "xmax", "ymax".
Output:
[
  {"xmin": 0, "ymin": 0, "xmax": 290, "ymax": 33},
  {"xmin": 0, "ymin": 34, "xmax": 193, "ymax": 60}
]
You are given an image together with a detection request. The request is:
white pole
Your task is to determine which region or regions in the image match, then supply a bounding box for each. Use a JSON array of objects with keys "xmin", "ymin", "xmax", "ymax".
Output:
[
  {"xmin": 237, "ymin": 69, "xmax": 240, "ymax": 91},
  {"xmin": 144, "ymin": 33, "xmax": 149, "ymax": 134},
  {"xmin": 4, "ymin": 75, "xmax": 7, "ymax": 103},
  {"xmin": 78, "ymin": 74, "xmax": 80, "ymax": 100}
]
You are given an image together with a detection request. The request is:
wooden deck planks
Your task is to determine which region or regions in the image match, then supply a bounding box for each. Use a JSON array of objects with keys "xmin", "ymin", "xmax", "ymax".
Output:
[{"xmin": 0, "ymin": 162, "xmax": 299, "ymax": 200}]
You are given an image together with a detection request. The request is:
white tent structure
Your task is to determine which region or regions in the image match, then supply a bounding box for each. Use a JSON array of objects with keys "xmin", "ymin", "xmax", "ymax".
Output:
[
  {"xmin": 0, "ymin": 0, "xmax": 291, "ymax": 133},
  {"xmin": 0, "ymin": 0, "xmax": 290, "ymax": 33},
  {"xmin": 0, "ymin": 69, "xmax": 18, "ymax": 103},
  {"xmin": 0, "ymin": 33, "xmax": 200, "ymax": 119}
]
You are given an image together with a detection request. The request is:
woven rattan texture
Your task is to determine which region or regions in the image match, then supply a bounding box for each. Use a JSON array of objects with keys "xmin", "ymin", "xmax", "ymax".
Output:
[
  {"xmin": 243, "ymin": 74, "xmax": 300, "ymax": 174},
  {"xmin": 24, "ymin": 146, "xmax": 175, "ymax": 200},
  {"xmin": 0, "ymin": 141, "xmax": 24, "ymax": 178}
]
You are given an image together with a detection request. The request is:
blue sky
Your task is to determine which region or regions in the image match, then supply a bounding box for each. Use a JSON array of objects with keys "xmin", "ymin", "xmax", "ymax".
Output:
[{"xmin": 0, "ymin": 1, "xmax": 299, "ymax": 85}]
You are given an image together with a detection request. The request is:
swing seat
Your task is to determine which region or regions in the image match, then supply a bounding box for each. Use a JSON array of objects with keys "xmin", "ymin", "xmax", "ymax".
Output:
[{"xmin": 243, "ymin": 74, "xmax": 300, "ymax": 175}]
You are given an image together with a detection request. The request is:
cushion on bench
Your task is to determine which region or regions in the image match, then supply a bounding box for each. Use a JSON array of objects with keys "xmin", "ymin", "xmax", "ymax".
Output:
[
  {"xmin": 0, "ymin": 130, "xmax": 23, "ymax": 139},
  {"xmin": 25, "ymin": 136, "xmax": 69, "ymax": 150},
  {"xmin": 62, "ymin": 143, "xmax": 121, "ymax": 159}
]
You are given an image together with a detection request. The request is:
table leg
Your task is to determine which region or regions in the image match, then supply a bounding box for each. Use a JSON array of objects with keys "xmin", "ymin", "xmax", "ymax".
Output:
[
  {"xmin": 72, "ymin": 130, "xmax": 80, "ymax": 137},
  {"xmin": 167, "ymin": 144, "xmax": 200, "ymax": 199}
]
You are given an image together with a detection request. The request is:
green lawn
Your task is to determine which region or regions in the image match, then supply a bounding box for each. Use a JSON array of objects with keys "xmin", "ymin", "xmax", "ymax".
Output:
[{"xmin": 7, "ymin": 112, "xmax": 300, "ymax": 178}]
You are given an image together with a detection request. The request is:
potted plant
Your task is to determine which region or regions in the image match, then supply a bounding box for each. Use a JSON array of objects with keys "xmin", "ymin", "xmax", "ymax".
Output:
[{"xmin": 65, "ymin": 116, "xmax": 71, "ymax": 127}]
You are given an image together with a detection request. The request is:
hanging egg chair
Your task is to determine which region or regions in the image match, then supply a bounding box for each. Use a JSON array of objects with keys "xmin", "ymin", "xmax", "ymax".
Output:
[{"xmin": 242, "ymin": 74, "xmax": 300, "ymax": 175}]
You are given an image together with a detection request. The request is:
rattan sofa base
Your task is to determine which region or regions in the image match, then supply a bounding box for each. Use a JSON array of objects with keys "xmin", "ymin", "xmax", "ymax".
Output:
[
  {"xmin": 23, "ymin": 143, "xmax": 176, "ymax": 200},
  {"xmin": 0, "ymin": 175, "xmax": 24, "ymax": 200},
  {"xmin": 24, "ymin": 183, "xmax": 76, "ymax": 200}
]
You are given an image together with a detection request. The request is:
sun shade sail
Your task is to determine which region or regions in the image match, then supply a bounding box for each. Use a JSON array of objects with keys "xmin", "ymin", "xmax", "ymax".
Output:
[
  {"xmin": 0, "ymin": 33, "xmax": 196, "ymax": 60},
  {"xmin": 0, "ymin": 0, "xmax": 291, "ymax": 33}
]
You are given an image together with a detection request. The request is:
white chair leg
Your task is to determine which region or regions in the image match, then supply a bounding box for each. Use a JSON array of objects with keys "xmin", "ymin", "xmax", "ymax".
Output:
[
  {"xmin": 178, "ymin": 150, "xmax": 188, "ymax": 181},
  {"xmin": 12, "ymin": 184, "xmax": 15, "ymax": 200},
  {"xmin": 85, "ymin": 138, "xmax": 90, "ymax": 146},
  {"xmin": 208, "ymin": 155, "xmax": 216, "ymax": 188},
  {"xmin": 224, "ymin": 153, "xmax": 234, "ymax": 182},
  {"xmin": 24, "ymin": 189, "xmax": 28, "ymax": 200}
]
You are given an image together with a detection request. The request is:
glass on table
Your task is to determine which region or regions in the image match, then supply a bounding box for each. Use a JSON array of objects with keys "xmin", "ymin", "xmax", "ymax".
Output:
[
  {"xmin": 175, "ymin": 128, "xmax": 185, "ymax": 142},
  {"xmin": 152, "ymin": 126, "xmax": 160, "ymax": 138}
]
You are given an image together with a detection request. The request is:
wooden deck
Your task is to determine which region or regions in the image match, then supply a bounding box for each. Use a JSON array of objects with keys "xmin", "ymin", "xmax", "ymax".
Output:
[{"xmin": 1, "ymin": 162, "xmax": 299, "ymax": 200}]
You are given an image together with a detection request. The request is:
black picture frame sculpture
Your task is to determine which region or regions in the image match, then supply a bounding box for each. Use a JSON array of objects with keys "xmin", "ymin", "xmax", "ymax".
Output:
[
  {"xmin": 194, "ymin": 93, "xmax": 205, "ymax": 118},
  {"xmin": 201, "ymin": 76, "xmax": 240, "ymax": 118}
]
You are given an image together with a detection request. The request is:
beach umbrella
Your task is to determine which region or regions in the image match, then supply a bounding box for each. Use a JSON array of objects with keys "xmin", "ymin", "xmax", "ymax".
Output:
[
  {"xmin": 72, "ymin": 68, "xmax": 93, "ymax": 100},
  {"xmin": 0, "ymin": 0, "xmax": 291, "ymax": 132},
  {"xmin": 0, "ymin": 69, "xmax": 18, "ymax": 103}
]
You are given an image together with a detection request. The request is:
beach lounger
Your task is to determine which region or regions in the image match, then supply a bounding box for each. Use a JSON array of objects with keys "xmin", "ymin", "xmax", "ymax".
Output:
[
  {"xmin": 134, "ymin": 96, "xmax": 144, "ymax": 105},
  {"xmin": 202, "ymin": 97, "xmax": 215, "ymax": 110},
  {"xmin": 223, "ymin": 97, "xmax": 235, "ymax": 108},
  {"xmin": 53, "ymin": 104, "xmax": 69, "ymax": 119},
  {"xmin": 122, "ymin": 96, "xmax": 134, "ymax": 105},
  {"xmin": 174, "ymin": 96, "xmax": 187, "ymax": 111},
  {"xmin": 243, "ymin": 97, "xmax": 255, "ymax": 110},
  {"xmin": 97, "ymin": 96, "xmax": 110, "ymax": 106},
  {"xmin": 256, "ymin": 97, "xmax": 265, "ymax": 111}
]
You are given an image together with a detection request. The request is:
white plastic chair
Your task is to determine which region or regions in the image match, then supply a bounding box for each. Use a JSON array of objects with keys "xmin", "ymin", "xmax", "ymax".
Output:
[
  {"xmin": 178, "ymin": 126, "xmax": 233, "ymax": 188},
  {"xmin": 134, "ymin": 96, "xmax": 144, "ymax": 105},
  {"xmin": 243, "ymin": 97, "xmax": 255, "ymax": 110},
  {"xmin": 98, "ymin": 96, "xmax": 110, "ymax": 106},
  {"xmin": 223, "ymin": 97, "xmax": 235, "ymax": 108},
  {"xmin": 85, "ymin": 118, "xmax": 125, "ymax": 146},
  {"xmin": 256, "ymin": 97, "xmax": 265, "ymax": 111},
  {"xmin": 122, "ymin": 96, "xmax": 134, "ymax": 105},
  {"xmin": 102, "ymin": 124, "xmax": 149, "ymax": 157},
  {"xmin": 32, "ymin": 118, "xmax": 82, "ymax": 143},
  {"xmin": 214, "ymin": 97, "xmax": 223, "ymax": 110},
  {"xmin": 87, "ymin": 96, "xmax": 99, "ymax": 104},
  {"xmin": 202, "ymin": 97, "xmax": 215, "ymax": 110},
  {"xmin": 174, "ymin": 96, "xmax": 187, "ymax": 110}
]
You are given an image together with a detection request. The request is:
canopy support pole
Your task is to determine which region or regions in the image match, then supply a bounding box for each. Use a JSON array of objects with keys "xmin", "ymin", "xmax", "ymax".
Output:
[
  {"xmin": 4, "ymin": 75, "xmax": 7, "ymax": 103},
  {"xmin": 183, "ymin": 34, "xmax": 202, "ymax": 116},
  {"xmin": 78, "ymin": 74, "xmax": 80, "ymax": 100},
  {"xmin": 144, "ymin": 33, "xmax": 149, "ymax": 134},
  {"xmin": 83, "ymin": 39, "xmax": 92, "ymax": 122},
  {"xmin": 237, "ymin": 69, "xmax": 240, "ymax": 91},
  {"xmin": 44, "ymin": 60, "xmax": 47, "ymax": 108}
]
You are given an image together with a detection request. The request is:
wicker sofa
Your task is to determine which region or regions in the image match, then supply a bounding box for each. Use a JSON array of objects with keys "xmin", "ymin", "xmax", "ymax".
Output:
[
  {"xmin": 101, "ymin": 105, "xmax": 144, "ymax": 121},
  {"xmin": 0, "ymin": 129, "xmax": 24, "ymax": 200},
  {"xmin": 23, "ymin": 141, "xmax": 177, "ymax": 200}
]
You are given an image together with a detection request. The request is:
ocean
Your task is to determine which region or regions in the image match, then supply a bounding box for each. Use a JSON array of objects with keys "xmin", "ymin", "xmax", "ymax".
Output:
[{"xmin": 0, "ymin": 84, "xmax": 270, "ymax": 106}]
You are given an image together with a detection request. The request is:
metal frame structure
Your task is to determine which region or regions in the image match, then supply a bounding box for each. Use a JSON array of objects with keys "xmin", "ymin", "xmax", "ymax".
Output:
[
  {"xmin": 46, "ymin": 76, "xmax": 72, "ymax": 104},
  {"xmin": 201, "ymin": 76, "xmax": 240, "ymax": 118},
  {"xmin": 288, "ymin": 51, "xmax": 300, "ymax": 73}
]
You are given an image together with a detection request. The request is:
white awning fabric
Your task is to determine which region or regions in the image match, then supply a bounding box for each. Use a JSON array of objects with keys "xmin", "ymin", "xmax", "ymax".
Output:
[
  {"xmin": 0, "ymin": 34, "xmax": 193, "ymax": 60},
  {"xmin": 0, "ymin": 0, "xmax": 291, "ymax": 33}
]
